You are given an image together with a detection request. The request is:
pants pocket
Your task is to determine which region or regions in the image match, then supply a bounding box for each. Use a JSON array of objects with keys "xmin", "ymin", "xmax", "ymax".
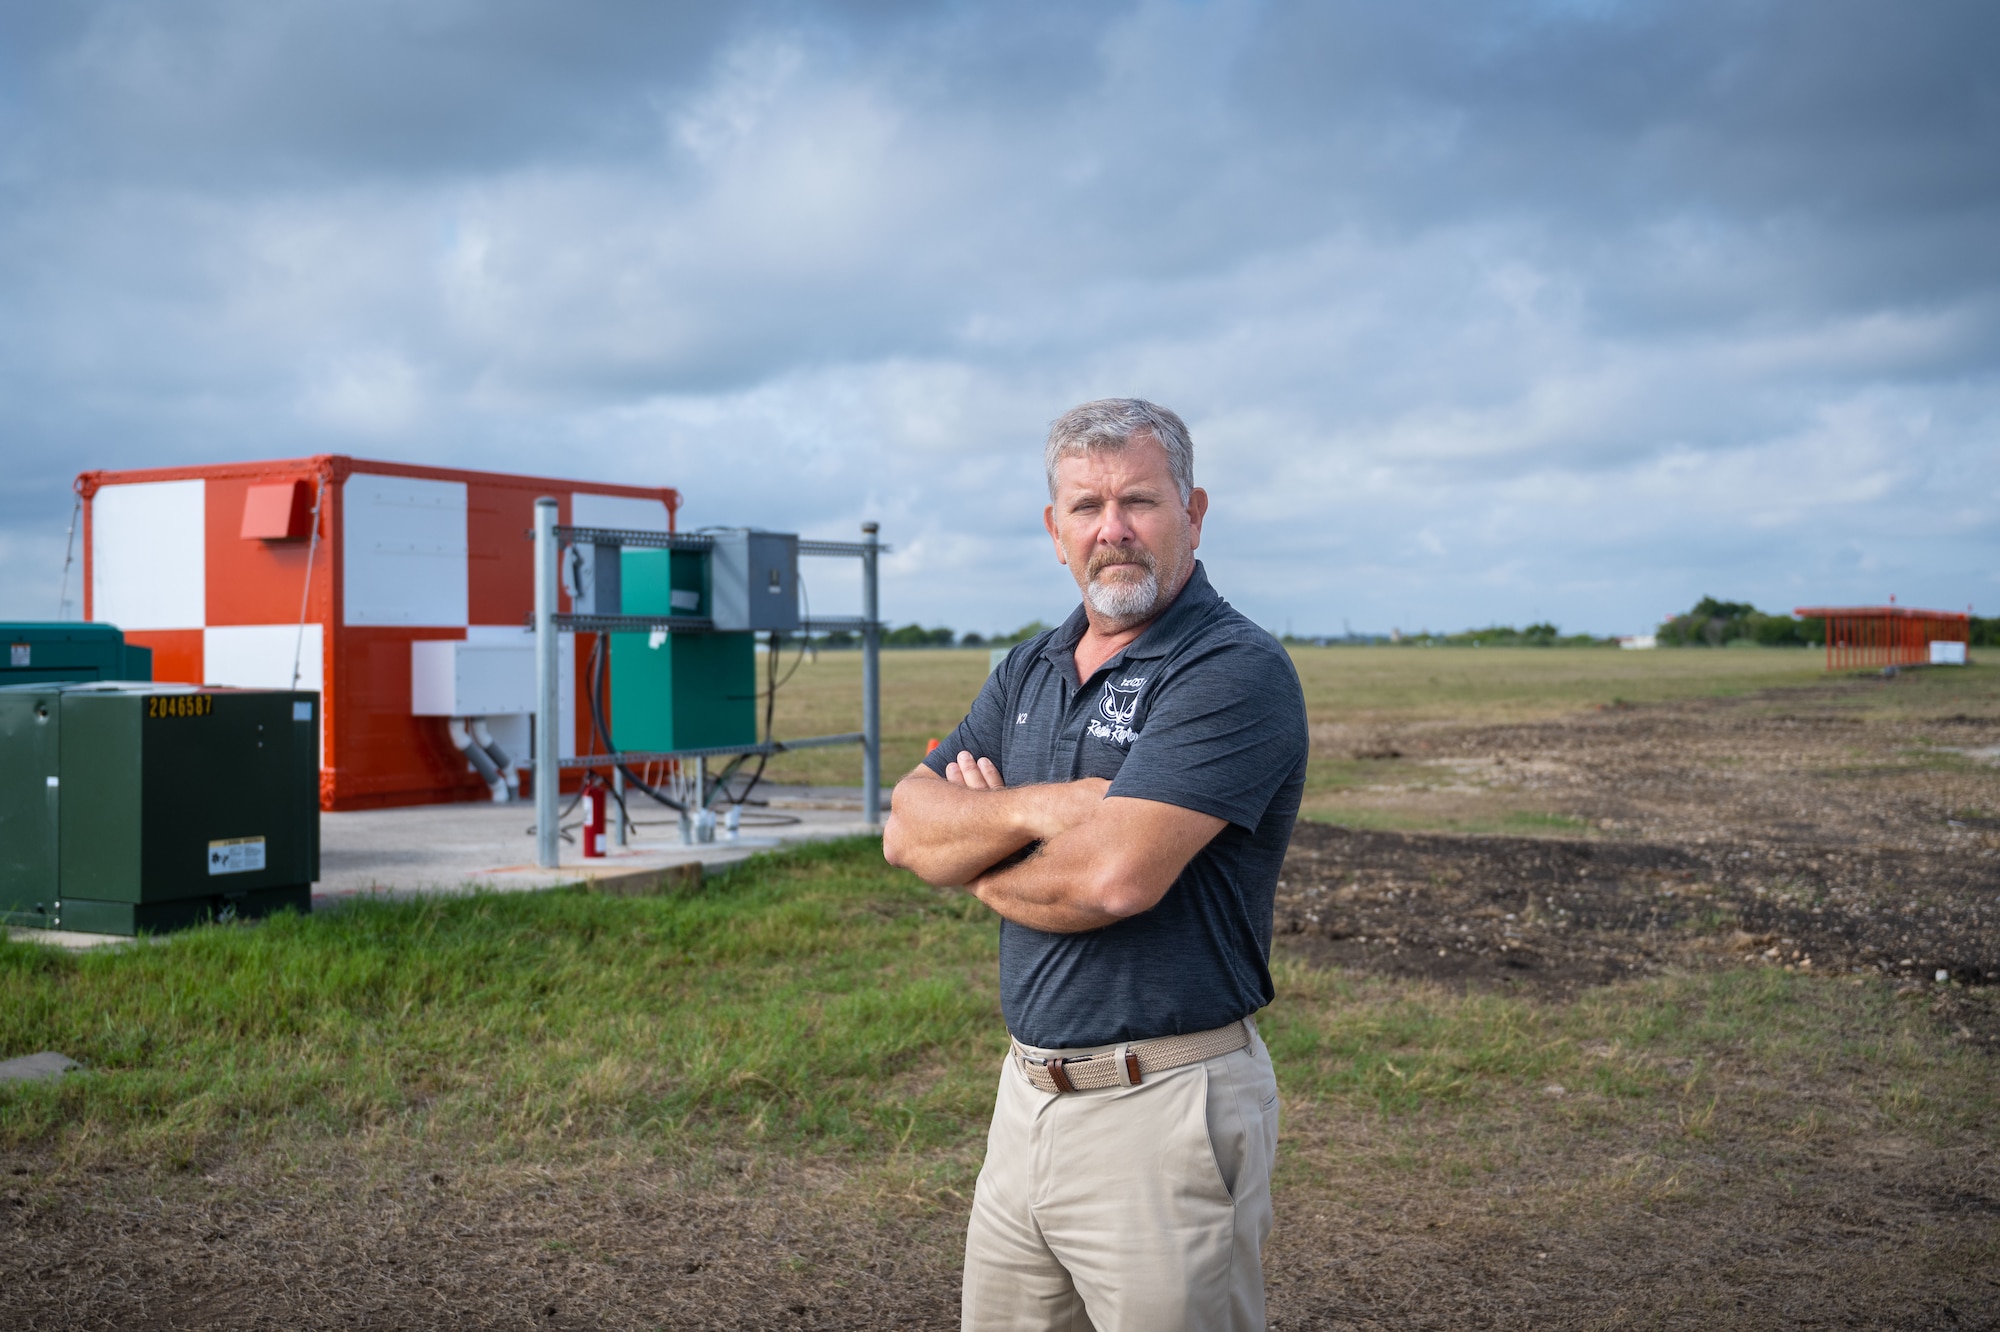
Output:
[{"xmin": 1206, "ymin": 1048, "xmax": 1280, "ymax": 1203}]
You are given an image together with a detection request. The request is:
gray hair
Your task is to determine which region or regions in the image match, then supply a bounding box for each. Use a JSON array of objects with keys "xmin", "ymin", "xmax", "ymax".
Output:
[{"xmin": 1044, "ymin": 398, "xmax": 1194, "ymax": 502}]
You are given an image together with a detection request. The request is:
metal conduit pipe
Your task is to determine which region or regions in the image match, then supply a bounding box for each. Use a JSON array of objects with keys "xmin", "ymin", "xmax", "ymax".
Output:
[
  {"xmin": 448, "ymin": 717, "xmax": 510, "ymax": 802},
  {"xmin": 468, "ymin": 717, "xmax": 520, "ymax": 800}
]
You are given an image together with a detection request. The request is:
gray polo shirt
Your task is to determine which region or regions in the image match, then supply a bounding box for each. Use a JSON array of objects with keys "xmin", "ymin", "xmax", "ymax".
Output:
[{"xmin": 922, "ymin": 562, "xmax": 1308, "ymax": 1048}]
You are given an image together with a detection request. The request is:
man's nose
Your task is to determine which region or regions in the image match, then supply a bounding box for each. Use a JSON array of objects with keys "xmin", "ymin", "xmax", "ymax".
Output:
[{"xmin": 1097, "ymin": 503, "xmax": 1139, "ymax": 543}]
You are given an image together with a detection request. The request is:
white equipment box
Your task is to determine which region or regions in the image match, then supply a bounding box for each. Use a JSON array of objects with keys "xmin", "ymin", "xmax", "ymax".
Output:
[{"xmin": 411, "ymin": 640, "xmax": 536, "ymax": 716}]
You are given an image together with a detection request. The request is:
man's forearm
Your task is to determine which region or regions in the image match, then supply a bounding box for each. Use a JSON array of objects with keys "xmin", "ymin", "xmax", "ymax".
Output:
[
  {"xmin": 883, "ymin": 770, "xmax": 1103, "ymax": 886},
  {"xmin": 967, "ymin": 796, "xmax": 1229, "ymax": 934},
  {"xmin": 967, "ymin": 836, "xmax": 1120, "ymax": 934}
]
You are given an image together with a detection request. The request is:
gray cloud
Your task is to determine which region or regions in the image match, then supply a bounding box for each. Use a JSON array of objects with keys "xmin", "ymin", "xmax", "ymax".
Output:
[{"xmin": 2, "ymin": 0, "xmax": 1995, "ymax": 635}]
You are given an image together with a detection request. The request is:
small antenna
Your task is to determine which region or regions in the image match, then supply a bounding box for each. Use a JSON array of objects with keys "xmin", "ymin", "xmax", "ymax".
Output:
[{"xmin": 56, "ymin": 496, "xmax": 81, "ymax": 620}]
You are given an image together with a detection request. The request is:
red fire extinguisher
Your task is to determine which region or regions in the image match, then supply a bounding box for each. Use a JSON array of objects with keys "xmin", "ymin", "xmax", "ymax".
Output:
[{"xmin": 582, "ymin": 782, "xmax": 607, "ymax": 858}]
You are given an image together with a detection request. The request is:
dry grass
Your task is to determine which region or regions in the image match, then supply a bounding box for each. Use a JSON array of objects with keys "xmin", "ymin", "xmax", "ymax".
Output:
[
  {"xmin": 758, "ymin": 647, "xmax": 992, "ymax": 789},
  {"xmin": 9, "ymin": 952, "xmax": 1993, "ymax": 1329},
  {"xmin": 757, "ymin": 644, "xmax": 1832, "ymax": 791}
]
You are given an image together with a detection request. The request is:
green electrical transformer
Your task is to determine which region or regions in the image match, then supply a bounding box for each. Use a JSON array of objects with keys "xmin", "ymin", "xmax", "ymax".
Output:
[
  {"xmin": 0, "ymin": 683, "xmax": 319, "ymax": 936},
  {"xmin": 2, "ymin": 622, "xmax": 153, "ymax": 685},
  {"xmin": 608, "ymin": 548, "xmax": 758, "ymax": 752}
]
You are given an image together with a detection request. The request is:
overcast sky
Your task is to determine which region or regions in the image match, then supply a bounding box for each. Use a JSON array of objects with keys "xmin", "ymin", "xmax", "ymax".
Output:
[{"xmin": 3, "ymin": 0, "xmax": 1994, "ymax": 636}]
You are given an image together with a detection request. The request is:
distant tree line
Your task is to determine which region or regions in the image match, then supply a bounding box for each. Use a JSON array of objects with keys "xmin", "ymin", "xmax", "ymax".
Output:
[
  {"xmin": 1418, "ymin": 623, "xmax": 1609, "ymax": 648},
  {"xmin": 1656, "ymin": 597, "xmax": 1823, "ymax": 647},
  {"xmin": 1281, "ymin": 625, "xmax": 1611, "ymax": 647},
  {"xmin": 810, "ymin": 603, "xmax": 1998, "ymax": 651}
]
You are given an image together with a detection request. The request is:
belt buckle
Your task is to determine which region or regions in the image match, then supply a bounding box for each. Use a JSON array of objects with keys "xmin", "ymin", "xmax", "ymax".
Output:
[
  {"xmin": 1022, "ymin": 1052, "xmax": 1079, "ymax": 1094},
  {"xmin": 1021, "ymin": 1045, "xmax": 1142, "ymax": 1093}
]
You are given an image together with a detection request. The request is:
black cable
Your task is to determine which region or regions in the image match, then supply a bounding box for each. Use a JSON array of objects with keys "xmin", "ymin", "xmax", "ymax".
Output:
[
  {"xmin": 723, "ymin": 598, "xmax": 811, "ymax": 808},
  {"xmin": 714, "ymin": 628, "xmax": 780, "ymax": 807},
  {"xmin": 525, "ymin": 783, "xmax": 588, "ymax": 839},
  {"xmin": 584, "ymin": 630, "xmax": 689, "ymax": 815}
]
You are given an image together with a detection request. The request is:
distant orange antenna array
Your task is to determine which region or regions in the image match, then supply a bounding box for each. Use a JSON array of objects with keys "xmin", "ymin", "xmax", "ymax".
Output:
[{"xmin": 1794, "ymin": 603, "xmax": 1970, "ymax": 672}]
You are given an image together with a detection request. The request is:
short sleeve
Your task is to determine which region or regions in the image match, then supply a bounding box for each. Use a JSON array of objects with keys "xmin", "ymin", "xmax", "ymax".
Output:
[
  {"xmin": 920, "ymin": 651, "xmax": 1016, "ymax": 779},
  {"xmin": 1106, "ymin": 639, "xmax": 1308, "ymax": 830}
]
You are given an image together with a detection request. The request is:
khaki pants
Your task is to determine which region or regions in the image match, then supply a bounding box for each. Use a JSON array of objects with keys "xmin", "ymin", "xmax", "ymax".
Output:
[{"xmin": 961, "ymin": 1020, "xmax": 1280, "ymax": 1332}]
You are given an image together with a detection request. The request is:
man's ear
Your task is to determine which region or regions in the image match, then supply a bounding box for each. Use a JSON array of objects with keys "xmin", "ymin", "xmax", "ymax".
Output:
[
  {"xmin": 1186, "ymin": 488, "xmax": 1209, "ymax": 551},
  {"xmin": 1044, "ymin": 503, "xmax": 1068, "ymax": 565}
]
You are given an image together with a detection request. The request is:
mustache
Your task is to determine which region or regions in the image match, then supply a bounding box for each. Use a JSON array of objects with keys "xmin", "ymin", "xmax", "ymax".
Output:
[{"xmin": 1085, "ymin": 547, "xmax": 1158, "ymax": 579}]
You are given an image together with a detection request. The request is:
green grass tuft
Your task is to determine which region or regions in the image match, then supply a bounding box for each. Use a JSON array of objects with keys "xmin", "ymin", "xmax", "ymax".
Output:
[{"xmin": 0, "ymin": 839, "xmax": 1004, "ymax": 1165}]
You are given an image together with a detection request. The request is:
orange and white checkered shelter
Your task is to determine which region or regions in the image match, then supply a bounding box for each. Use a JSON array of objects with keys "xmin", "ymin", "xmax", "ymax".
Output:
[
  {"xmin": 1795, "ymin": 603, "xmax": 1970, "ymax": 672},
  {"xmin": 79, "ymin": 456, "xmax": 679, "ymax": 810}
]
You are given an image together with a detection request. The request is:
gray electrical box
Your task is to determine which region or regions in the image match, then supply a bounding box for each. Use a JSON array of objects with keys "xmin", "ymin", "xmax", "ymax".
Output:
[
  {"xmin": 709, "ymin": 531, "xmax": 799, "ymax": 632},
  {"xmin": 563, "ymin": 542, "xmax": 624, "ymax": 616}
]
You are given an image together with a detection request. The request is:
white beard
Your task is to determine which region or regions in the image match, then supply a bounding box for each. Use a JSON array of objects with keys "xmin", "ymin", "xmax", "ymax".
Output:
[{"xmin": 1085, "ymin": 565, "xmax": 1163, "ymax": 621}]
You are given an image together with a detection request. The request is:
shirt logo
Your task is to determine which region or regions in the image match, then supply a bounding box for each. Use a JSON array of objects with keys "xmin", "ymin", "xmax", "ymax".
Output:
[
  {"xmin": 1017, "ymin": 713, "xmax": 1028, "ymax": 724},
  {"xmin": 1086, "ymin": 676, "xmax": 1145, "ymax": 747}
]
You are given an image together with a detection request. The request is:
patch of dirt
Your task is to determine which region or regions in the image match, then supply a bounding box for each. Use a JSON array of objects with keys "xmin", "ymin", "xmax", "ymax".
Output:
[
  {"xmin": 1316, "ymin": 679, "xmax": 2000, "ymax": 852},
  {"xmin": 3, "ymin": 1152, "xmax": 964, "ymax": 1331},
  {"xmin": 7, "ymin": 1126, "xmax": 1995, "ymax": 1331},
  {"xmin": 1263, "ymin": 1074, "xmax": 2000, "ymax": 1332},
  {"xmin": 1283, "ymin": 680, "xmax": 2000, "ymax": 1046},
  {"xmin": 1275, "ymin": 824, "xmax": 2000, "ymax": 1037}
]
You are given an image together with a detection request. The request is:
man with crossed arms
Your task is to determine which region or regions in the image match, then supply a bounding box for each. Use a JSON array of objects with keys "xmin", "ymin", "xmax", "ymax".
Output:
[{"xmin": 884, "ymin": 398, "xmax": 1308, "ymax": 1331}]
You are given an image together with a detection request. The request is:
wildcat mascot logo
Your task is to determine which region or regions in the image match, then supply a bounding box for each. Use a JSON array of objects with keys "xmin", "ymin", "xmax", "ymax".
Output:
[{"xmin": 1087, "ymin": 676, "xmax": 1146, "ymax": 746}]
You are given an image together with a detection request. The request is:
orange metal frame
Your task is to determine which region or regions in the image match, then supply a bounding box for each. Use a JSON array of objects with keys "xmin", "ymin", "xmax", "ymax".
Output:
[{"xmin": 1794, "ymin": 604, "xmax": 1970, "ymax": 672}]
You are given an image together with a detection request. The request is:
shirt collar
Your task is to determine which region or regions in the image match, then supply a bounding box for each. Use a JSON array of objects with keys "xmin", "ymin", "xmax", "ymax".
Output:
[{"xmin": 1040, "ymin": 560, "xmax": 1220, "ymax": 682}]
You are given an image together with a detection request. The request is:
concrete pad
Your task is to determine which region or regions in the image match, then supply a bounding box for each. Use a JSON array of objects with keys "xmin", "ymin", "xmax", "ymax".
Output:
[
  {"xmin": 1, "ymin": 785, "xmax": 887, "ymax": 944},
  {"xmin": 313, "ymin": 784, "xmax": 882, "ymax": 909},
  {"xmin": 0, "ymin": 1052, "xmax": 80, "ymax": 1083},
  {"xmin": 3, "ymin": 928, "xmax": 155, "ymax": 951}
]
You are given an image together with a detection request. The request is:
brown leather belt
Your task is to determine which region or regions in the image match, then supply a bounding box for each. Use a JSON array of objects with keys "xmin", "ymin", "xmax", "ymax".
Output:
[{"xmin": 1012, "ymin": 1020, "xmax": 1251, "ymax": 1095}]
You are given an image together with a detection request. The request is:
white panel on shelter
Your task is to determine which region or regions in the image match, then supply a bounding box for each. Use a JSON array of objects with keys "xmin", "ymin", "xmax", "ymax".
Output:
[
  {"xmin": 203, "ymin": 624, "xmax": 325, "ymax": 763},
  {"xmin": 461, "ymin": 626, "xmax": 574, "ymax": 757},
  {"xmin": 341, "ymin": 473, "xmax": 468, "ymax": 626},
  {"xmin": 1931, "ymin": 640, "xmax": 1968, "ymax": 666},
  {"xmin": 204, "ymin": 624, "xmax": 324, "ymax": 691},
  {"xmin": 91, "ymin": 480, "xmax": 205, "ymax": 630},
  {"xmin": 570, "ymin": 492, "xmax": 669, "ymax": 533},
  {"xmin": 411, "ymin": 639, "xmax": 536, "ymax": 715}
]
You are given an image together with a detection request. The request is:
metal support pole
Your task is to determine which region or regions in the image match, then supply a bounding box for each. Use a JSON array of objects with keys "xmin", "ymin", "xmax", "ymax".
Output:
[
  {"xmin": 612, "ymin": 766, "xmax": 627, "ymax": 847},
  {"xmin": 861, "ymin": 520, "xmax": 881, "ymax": 828},
  {"xmin": 534, "ymin": 497, "xmax": 561, "ymax": 869}
]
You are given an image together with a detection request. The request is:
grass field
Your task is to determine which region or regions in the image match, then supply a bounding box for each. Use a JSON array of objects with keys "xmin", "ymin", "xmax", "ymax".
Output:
[
  {"xmin": 6, "ymin": 647, "xmax": 1995, "ymax": 1325},
  {"xmin": 8, "ymin": 826, "xmax": 1988, "ymax": 1160},
  {"xmin": 758, "ymin": 644, "xmax": 1832, "ymax": 789},
  {"xmin": 15, "ymin": 833, "xmax": 1975, "ymax": 1167},
  {"xmin": 5, "ymin": 838, "xmax": 1993, "ymax": 1323}
]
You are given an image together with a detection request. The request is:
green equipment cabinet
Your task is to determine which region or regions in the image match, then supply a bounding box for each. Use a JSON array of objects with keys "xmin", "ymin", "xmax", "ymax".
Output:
[
  {"xmin": 0, "ymin": 683, "xmax": 318, "ymax": 935},
  {"xmin": 2, "ymin": 622, "xmax": 152, "ymax": 685},
  {"xmin": 608, "ymin": 548, "xmax": 758, "ymax": 751}
]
